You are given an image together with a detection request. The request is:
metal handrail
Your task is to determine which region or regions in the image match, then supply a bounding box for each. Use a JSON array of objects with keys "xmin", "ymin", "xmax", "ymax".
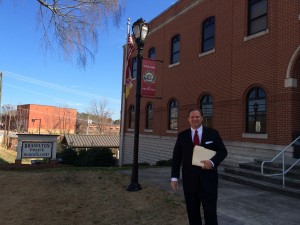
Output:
[{"xmin": 261, "ymin": 136, "xmax": 300, "ymax": 188}]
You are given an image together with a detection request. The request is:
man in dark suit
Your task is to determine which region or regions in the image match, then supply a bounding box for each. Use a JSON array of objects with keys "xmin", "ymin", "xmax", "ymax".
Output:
[{"xmin": 171, "ymin": 109, "xmax": 227, "ymax": 225}]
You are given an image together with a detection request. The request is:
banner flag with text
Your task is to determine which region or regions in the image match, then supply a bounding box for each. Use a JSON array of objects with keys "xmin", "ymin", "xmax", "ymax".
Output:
[{"xmin": 141, "ymin": 58, "xmax": 156, "ymax": 97}]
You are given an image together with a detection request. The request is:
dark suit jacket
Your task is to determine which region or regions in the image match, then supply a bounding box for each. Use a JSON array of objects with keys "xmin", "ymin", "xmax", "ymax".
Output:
[{"xmin": 171, "ymin": 127, "xmax": 227, "ymax": 194}]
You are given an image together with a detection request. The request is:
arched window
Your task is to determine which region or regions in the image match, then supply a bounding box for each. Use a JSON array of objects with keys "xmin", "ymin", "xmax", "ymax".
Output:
[
  {"xmin": 171, "ymin": 35, "xmax": 180, "ymax": 64},
  {"xmin": 148, "ymin": 47, "xmax": 156, "ymax": 60},
  {"xmin": 129, "ymin": 105, "xmax": 135, "ymax": 129},
  {"xmin": 131, "ymin": 57, "xmax": 137, "ymax": 79},
  {"xmin": 168, "ymin": 99, "xmax": 178, "ymax": 130},
  {"xmin": 146, "ymin": 103, "xmax": 153, "ymax": 129},
  {"xmin": 202, "ymin": 16, "xmax": 215, "ymax": 53},
  {"xmin": 246, "ymin": 87, "xmax": 266, "ymax": 133},
  {"xmin": 200, "ymin": 94, "xmax": 213, "ymax": 128},
  {"xmin": 248, "ymin": 0, "xmax": 268, "ymax": 35}
]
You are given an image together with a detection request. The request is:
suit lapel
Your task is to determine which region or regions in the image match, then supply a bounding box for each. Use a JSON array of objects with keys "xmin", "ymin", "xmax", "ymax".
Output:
[
  {"xmin": 201, "ymin": 127, "xmax": 208, "ymax": 147},
  {"xmin": 183, "ymin": 129, "xmax": 194, "ymax": 147}
]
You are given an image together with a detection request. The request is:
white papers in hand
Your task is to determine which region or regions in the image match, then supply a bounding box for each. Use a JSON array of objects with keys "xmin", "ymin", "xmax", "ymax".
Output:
[{"xmin": 192, "ymin": 146, "xmax": 216, "ymax": 167}]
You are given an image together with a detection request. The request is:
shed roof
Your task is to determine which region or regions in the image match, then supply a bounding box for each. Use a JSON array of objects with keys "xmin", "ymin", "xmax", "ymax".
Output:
[{"xmin": 62, "ymin": 135, "xmax": 119, "ymax": 148}]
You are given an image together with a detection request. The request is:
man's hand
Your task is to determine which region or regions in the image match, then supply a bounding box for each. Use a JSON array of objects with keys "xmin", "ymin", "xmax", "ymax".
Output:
[
  {"xmin": 201, "ymin": 160, "xmax": 213, "ymax": 170},
  {"xmin": 171, "ymin": 180, "xmax": 178, "ymax": 192}
]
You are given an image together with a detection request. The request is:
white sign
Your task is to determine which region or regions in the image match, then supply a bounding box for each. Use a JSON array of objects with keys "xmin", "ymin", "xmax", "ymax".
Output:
[{"xmin": 22, "ymin": 142, "xmax": 52, "ymax": 158}]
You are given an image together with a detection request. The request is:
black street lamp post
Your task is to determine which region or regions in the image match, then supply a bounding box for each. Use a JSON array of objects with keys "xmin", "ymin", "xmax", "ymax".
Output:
[{"xmin": 127, "ymin": 18, "xmax": 149, "ymax": 192}]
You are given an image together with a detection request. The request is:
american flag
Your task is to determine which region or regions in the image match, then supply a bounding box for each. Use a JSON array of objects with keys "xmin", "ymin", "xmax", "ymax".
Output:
[{"xmin": 125, "ymin": 35, "xmax": 134, "ymax": 98}]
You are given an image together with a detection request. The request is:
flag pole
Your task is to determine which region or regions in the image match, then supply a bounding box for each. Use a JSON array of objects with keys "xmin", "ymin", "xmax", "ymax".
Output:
[{"xmin": 119, "ymin": 18, "xmax": 131, "ymax": 166}]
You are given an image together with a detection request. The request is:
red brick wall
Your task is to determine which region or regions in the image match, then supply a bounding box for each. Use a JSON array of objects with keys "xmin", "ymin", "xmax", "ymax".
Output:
[
  {"xmin": 124, "ymin": 0, "xmax": 300, "ymax": 145},
  {"xmin": 17, "ymin": 104, "xmax": 77, "ymax": 134}
]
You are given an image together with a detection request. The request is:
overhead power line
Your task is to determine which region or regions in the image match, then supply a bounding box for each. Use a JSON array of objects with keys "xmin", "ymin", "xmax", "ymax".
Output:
[{"xmin": 3, "ymin": 71, "xmax": 120, "ymax": 104}]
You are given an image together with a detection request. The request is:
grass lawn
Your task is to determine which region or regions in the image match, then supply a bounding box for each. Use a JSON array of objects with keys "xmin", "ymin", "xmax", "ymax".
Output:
[{"xmin": 0, "ymin": 147, "xmax": 188, "ymax": 225}]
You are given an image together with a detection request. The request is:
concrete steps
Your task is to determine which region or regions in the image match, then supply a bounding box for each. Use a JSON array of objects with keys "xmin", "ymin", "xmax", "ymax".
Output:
[{"xmin": 219, "ymin": 159, "xmax": 300, "ymax": 199}]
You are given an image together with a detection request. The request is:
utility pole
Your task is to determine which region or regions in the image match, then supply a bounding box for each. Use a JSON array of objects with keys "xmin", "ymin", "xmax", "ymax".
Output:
[
  {"xmin": 0, "ymin": 72, "xmax": 2, "ymax": 118},
  {"xmin": 0, "ymin": 73, "xmax": 2, "ymax": 134},
  {"xmin": 3, "ymin": 109, "xmax": 7, "ymax": 147},
  {"xmin": 7, "ymin": 110, "xmax": 11, "ymax": 148}
]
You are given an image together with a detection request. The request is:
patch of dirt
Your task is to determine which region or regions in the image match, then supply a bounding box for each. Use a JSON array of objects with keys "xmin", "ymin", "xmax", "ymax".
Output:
[{"xmin": 0, "ymin": 148, "xmax": 188, "ymax": 225}]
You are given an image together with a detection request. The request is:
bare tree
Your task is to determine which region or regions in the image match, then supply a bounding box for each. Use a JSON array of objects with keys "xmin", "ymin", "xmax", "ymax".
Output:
[
  {"xmin": 88, "ymin": 98, "xmax": 113, "ymax": 134},
  {"xmin": 75, "ymin": 112, "xmax": 90, "ymax": 134},
  {"xmin": 16, "ymin": 107, "xmax": 29, "ymax": 133},
  {"xmin": 4, "ymin": 0, "xmax": 122, "ymax": 68},
  {"xmin": 43, "ymin": 106, "xmax": 75, "ymax": 134},
  {"xmin": 1, "ymin": 104, "xmax": 15, "ymax": 147}
]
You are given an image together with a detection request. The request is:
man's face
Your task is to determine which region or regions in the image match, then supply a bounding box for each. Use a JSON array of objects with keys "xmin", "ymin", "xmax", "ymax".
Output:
[{"xmin": 188, "ymin": 110, "xmax": 203, "ymax": 129}]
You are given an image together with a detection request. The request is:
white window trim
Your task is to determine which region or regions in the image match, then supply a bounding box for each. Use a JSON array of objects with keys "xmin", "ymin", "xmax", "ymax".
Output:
[
  {"xmin": 199, "ymin": 48, "xmax": 215, "ymax": 58},
  {"xmin": 284, "ymin": 78, "xmax": 297, "ymax": 88},
  {"xmin": 144, "ymin": 129, "xmax": 153, "ymax": 133},
  {"xmin": 168, "ymin": 61, "xmax": 180, "ymax": 68},
  {"xmin": 244, "ymin": 29, "xmax": 269, "ymax": 42},
  {"xmin": 166, "ymin": 129, "xmax": 178, "ymax": 134},
  {"xmin": 242, "ymin": 133, "xmax": 268, "ymax": 139}
]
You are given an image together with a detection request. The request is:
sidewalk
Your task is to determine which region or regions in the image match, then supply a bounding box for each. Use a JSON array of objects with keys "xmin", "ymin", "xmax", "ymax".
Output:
[{"xmin": 119, "ymin": 167, "xmax": 300, "ymax": 225}]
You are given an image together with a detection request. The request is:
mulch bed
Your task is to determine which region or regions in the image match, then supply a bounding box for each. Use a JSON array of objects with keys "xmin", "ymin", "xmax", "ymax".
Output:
[{"xmin": 0, "ymin": 163, "xmax": 71, "ymax": 171}]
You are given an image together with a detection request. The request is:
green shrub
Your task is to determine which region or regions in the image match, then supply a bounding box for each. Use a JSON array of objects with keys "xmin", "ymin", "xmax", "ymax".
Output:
[
  {"xmin": 58, "ymin": 148, "xmax": 79, "ymax": 165},
  {"xmin": 90, "ymin": 147, "xmax": 116, "ymax": 167},
  {"xmin": 138, "ymin": 162, "xmax": 151, "ymax": 167},
  {"xmin": 122, "ymin": 162, "xmax": 151, "ymax": 167},
  {"xmin": 78, "ymin": 147, "xmax": 116, "ymax": 167},
  {"xmin": 76, "ymin": 149, "xmax": 89, "ymax": 166},
  {"xmin": 57, "ymin": 147, "xmax": 116, "ymax": 167},
  {"xmin": 156, "ymin": 159, "xmax": 172, "ymax": 166}
]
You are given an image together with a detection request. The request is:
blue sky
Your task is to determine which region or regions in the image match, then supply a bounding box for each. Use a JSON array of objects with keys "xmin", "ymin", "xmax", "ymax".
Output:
[{"xmin": 0, "ymin": 0, "xmax": 176, "ymax": 120}]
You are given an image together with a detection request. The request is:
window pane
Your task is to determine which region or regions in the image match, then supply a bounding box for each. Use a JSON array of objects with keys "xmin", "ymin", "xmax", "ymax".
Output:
[
  {"xmin": 146, "ymin": 104, "xmax": 153, "ymax": 129},
  {"xmin": 170, "ymin": 108, "xmax": 177, "ymax": 118},
  {"xmin": 203, "ymin": 39, "xmax": 214, "ymax": 52},
  {"xmin": 149, "ymin": 48, "xmax": 155, "ymax": 59},
  {"xmin": 173, "ymin": 41, "xmax": 180, "ymax": 52},
  {"xmin": 250, "ymin": 16, "xmax": 267, "ymax": 34},
  {"xmin": 129, "ymin": 106, "xmax": 135, "ymax": 129},
  {"xmin": 170, "ymin": 119, "xmax": 178, "ymax": 130},
  {"xmin": 248, "ymin": 0, "xmax": 268, "ymax": 35},
  {"xmin": 172, "ymin": 52, "xmax": 180, "ymax": 64},
  {"xmin": 248, "ymin": 90, "xmax": 255, "ymax": 98},
  {"xmin": 200, "ymin": 95, "xmax": 213, "ymax": 128},
  {"xmin": 203, "ymin": 25, "xmax": 214, "ymax": 39},
  {"xmin": 258, "ymin": 88, "xmax": 266, "ymax": 97},
  {"xmin": 250, "ymin": 0, "xmax": 267, "ymax": 19},
  {"xmin": 173, "ymin": 35, "xmax": 180, "ymax": 42},
  {"xmin": 202, "ymin": 105, "xmax": 213, "ymax": 116},
  {"xmin": 246, "ymin": 87, "xmax": 266, "ymax": 133},
  {"xmin": 202, "ymin": 17, "xmax": 215, "ymax": 52},
  {"xmin": 171, "ymin": 35, "xmax": 180, "ymax": 64},
  {"xmin": 169, "ymin": 100, "xmax": 178, "ymax": 130}
]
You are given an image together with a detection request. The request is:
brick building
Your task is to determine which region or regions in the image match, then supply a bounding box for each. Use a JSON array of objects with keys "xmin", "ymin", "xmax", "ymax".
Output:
[
  {"xmin": 120, "ymin": 0, "xmax": 300, "ymax": 166},
  {"xmin": 17, "ymin": 104, "xmax": 77, "ymax": 135}
]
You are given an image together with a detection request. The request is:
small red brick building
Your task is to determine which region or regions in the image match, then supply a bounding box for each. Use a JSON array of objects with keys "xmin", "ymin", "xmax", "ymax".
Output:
[
  {"xmin": 17, "ymin": 104, "xmax": 77, "ymax": 135},
  {"xmin": 120, "ymin": 0, "xmax": 300, "ymax": 166}
]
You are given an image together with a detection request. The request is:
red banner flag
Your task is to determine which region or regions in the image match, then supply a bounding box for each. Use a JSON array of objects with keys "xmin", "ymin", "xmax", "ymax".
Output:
[{"xmin": 141, "ymin": 58, "xmax": 156, "ymax": 97}]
